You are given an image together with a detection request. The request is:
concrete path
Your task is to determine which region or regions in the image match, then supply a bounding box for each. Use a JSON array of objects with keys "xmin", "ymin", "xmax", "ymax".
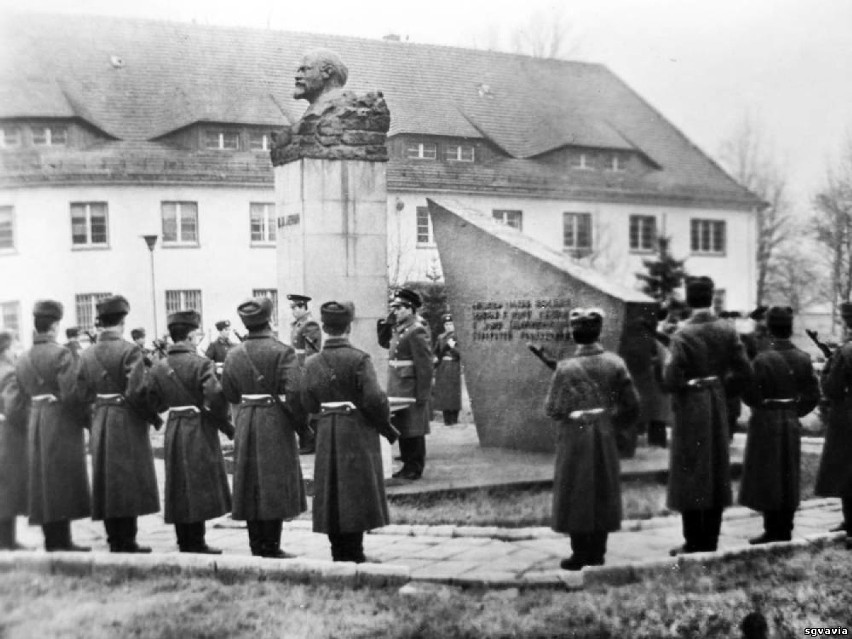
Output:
[{"xmin": 3, "ymin": 422, "xmax": 845, "ymax": 590}]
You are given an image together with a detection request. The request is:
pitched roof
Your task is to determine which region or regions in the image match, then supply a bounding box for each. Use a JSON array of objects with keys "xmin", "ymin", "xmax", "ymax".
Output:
[{"xmin": 0, "ymin": 12, "xmax": 760, "ymax": 207}]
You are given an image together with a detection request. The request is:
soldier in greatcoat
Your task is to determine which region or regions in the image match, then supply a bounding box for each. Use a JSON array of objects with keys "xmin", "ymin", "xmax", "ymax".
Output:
[
  {"xmin": 0, "ymin": 330, "xmax": 29, "ymax": 549},
  {"xmin": 301, "ymin": 301, "xmax": 397, "ymax": 562},
  {"xmin": 739, "ymin": 306, "xmax": 819, "ymax": 543},
  {"xmin": 663, "ymin": 276, "xmax": 752, "ymax": 555},
  {"xmin": 3, "ymin": 301, "xmax": 91, "ymax": 551},
  {"xmin": 814, "ymin": 301, "xmax": 852, "ymax": 547},
  {"xmin": 222, "ymin": 296, "xmax": 307, "ymax": 558},
  {"xmin": 432, "ymin": 313, "xmax": 462, "ymax": 426},
  {"xmin": 64, "ymin": 327, "xmax": 82, "ymax": 357},
  {"xmin": 545, "ymin": 307, "xmax": 640, "ymax": 570},
  {"xmin": 204, "ymin": 320, "xmax": 233, "ymax": 366},
  {"xmin": 383, "ymin": 288, "xmax": 433, "ymax": 480},
  {"xmin": 288, "ymin": 293, "xmax": 322, "ymax": 454},
  {"xmin": 76, "ymin": 295, "xmax": 160, "ymax": 553},
  {"xmin": 147, "ymin": 310, "xmax": 234, "ymax": 554}
]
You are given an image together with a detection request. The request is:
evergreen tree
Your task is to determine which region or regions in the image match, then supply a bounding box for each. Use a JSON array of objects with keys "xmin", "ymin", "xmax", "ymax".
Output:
[{"xmin": 635, "ymin": 236, "xmax": 688, "ymax": 304}]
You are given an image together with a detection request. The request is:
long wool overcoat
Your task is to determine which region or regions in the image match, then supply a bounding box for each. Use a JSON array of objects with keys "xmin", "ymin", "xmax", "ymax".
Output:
[
  {"xmin": 385, "ymin": 316, "xmax": 432, "ymax": 438},
  {"xmin": 76, "ymin": 330, "xmax": 160, "ymax": 520},
  {"xmin": 739, "ymin": 339, "xmax": 819, "ymax": 511},
  {"xmin": 221, "ymin": 330, "xmax": 307, "ymax": 521},
  {"xmin": 148, "ymin": 343, "xmax": 233, "ymax": 524},
  {"xmin": 662, "ymin": 310, "xmax": 752, "ymax": 512},
  {"xmin": 544, "ymin": 343, "xmax": 640, "ymax": 534},
  {"xmin": 815, "ymin": 340, "xmax": 852, "ymax": 498},
  {"xmin": 301, "ymin": 337, "xmax": 391, "ymax": 534},
  {"xmin": 431, "ymin": 330, "xmax": 461, "ymax": 412},
  {"xmin": 7, "ymin": 335, "xmax": 90, "ymax": 524},
  {"xmin": 0, "ymin": 357, "xmax": 28, "ymax": 520}
]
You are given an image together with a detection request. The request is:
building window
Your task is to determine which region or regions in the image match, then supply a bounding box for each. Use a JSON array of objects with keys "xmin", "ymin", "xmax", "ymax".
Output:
[
  {"xmin": 165, "ymin": 290, "xmax": 203, "ymax": 325},
  {"xmin": 0, "ymin": 206, "xmax": 14, "ymax": 251},
  {"xmin": 252, "ymin": 289, "xmax": 279, "ymax": 327},
  {"xmin": 162, "ymin": 202, "xmax": 199, "ymax": 245},
  {"xmin": 572, "ymin": 153, "xmax": 593, "ymax": 170},
  {"xmin": 204, "ymin": 130, "xmax": 240, "ymax": 150},
  {"xmin": 249, "ymin": 132, "xmax": 269, "ymax": 151},
  {"xmin": 250, "ymin": 203, "xmax": 276, "ymax": 245},
  {"xmin": 416, "ymin": 206, "xmax": 433, "ymax": 245},
  {"xmin": 1, "ymin": 301, "xmax": 20, "ymax": 334},
  {"xmin": 70, "ymin": 202, "xmax": 109, "ymax": 247},
  {"xmin": 32, "ymin": 125, "xmax": 67, "ymax": 146},
  {"xmin": 608, "ymin": 154, "xmax": 625, "ymax": 172},
  {"xmin": 75, "ymin": 293, "xmax": 112, "ymax": 332},
  {"xmin": 492, "ymin": 209, "xmax": 523, "ymax": 231},
  {"xmin": 0, "ymin": 126, "xmax": 21, "ymax": 149},
  {"xmin": 691, "ymin": 219, "xmax": 726, "ymax": 255},
  {"xmin": 563, "ymin": 212, "xmax": 593, "ymax": 255},
  {"xmin": 445, "ymin": 144, "xmax": 474, "ymax": 162},
  {"xmin": 406, "ymin": 142, "xmax": 437, "ymax": 160},
  {"xmin": 629, "ymin": 215, "xmax": 657, "ymax": 252}
]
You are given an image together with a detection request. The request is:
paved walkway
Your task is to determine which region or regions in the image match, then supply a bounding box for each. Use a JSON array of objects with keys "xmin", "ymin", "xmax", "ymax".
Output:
[{"xmin": 3, "ymin": 421, "xmax": 844, "ymax": 590}]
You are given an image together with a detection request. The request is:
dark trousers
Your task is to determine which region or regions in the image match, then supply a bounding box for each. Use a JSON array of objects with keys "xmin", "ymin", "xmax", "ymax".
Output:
[
  {"xmin": 442, "ymin": 410, "xmax": 460, "ymax": 425},
  {"xmin": 682, "ymin": 507, "xmax": 724, "ymax": 552},
  {"xmin": 42, "ymin": 520, "xmax": 73, "ymax": 551},
  {"xmin": 0, "ymin": 518, "xmax": 16, "ymax": 549},
  {"xmin": 175, "ymin": 522, "xmax": 207, "ymax": 550},
  {"xmin": 569, "ymin": 532, "xmax": 608, "ymax": 565},
  {"xmin": 762, "ymin": 509, "xmax": 794, "ymax": 541},
  {"xmin": 328, "ymin": 532, "xmax": 365, "ymax": 563},
  {"xmin": 647, "ymin": 420, "xmax": 667, "ymax": 447},
  {"xmin": 843, "ymin": 497, "xmax": 852, "ymax": 532},
  {"xmin": 104, "ymin": 517, "xmax": 138, "ymax": 550},
  {"xmin": 399, "ymin": 436, "xmax": 426, "ymax": 476},
  {"xmin": 247, "ymin": 519, "xmax": 283, "ymax": 556}
]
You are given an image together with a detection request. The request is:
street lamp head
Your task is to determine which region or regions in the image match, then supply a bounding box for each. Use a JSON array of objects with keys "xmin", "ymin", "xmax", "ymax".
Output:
[{"xmin": 142, "ymin": 234, "xmax": 158, "ymax": 251}]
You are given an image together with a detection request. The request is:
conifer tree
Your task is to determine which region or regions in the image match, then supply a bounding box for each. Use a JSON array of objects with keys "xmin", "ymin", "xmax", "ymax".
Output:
[{"xmin": 635, "ymin": 236, "xmax": 687, "ymax": 303}]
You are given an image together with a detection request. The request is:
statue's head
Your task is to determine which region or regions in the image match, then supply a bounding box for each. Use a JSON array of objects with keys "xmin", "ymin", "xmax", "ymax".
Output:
[{"xmin": 294, "ymin": 48, "xmax": 349, "ymax": 103}]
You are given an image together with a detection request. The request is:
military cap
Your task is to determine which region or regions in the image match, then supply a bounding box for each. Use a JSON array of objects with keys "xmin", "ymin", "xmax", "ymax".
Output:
[
  {"xmin": 96, "ymin": 295, "xmax": 130, "ymax": 318},
  {"xmin": 685, "ymin": 276, "xmax": 714, "ymax": 309},
  {"xmin": 65, "ymin": 326, "xmax": 80, "ymax": 339},
  {"xmin": 130, "ymin": 328, "xmax": 146, "ymax": 340},
  {"xmin": 33, "ymin": 299, "xmax": 63, "ymax": 321},
  {"xmin": 442, "ymin": 313, "xmax": 453, "ymax": 323},
  {"xmin": 749, "ymin": 305, "xmax": 769, "ymax": 321},
  {"xmin": 320, "ymin": 300, "xmax": 354, "ymax": 329},
  {"xmin": 286, "ymin": 294, "xmax": 312, "ymax": 304},
  {"xmin": 0, "ymin": 330, "xmax": 13, "ymax": 353},
  {"xmin": 391, "ymin": 288, "xmax": 422, "ymax": 309},
  {"xmin": 569, "ymin": 307, "xmax": 605, "ymax": 325},
  {"xmin": 237, "ymin": 296, "xmax": 273, "ymax": 328},
  {"xmin": 168, "ymin": 311, "xmax": 201, "ymax": 329},
  {"xmin": 215, "ymin": 319, "xmax": 230, "ymax": 331},
  {"xmin": 766, "ymin": 306, "xmax": 793, "ymax": 330}
]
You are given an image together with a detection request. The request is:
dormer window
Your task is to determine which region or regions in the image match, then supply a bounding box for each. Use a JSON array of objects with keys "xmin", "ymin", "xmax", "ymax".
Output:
[
  {"xmin": 204, "ymin": 130, "xmax": 240, "ymax": 150},
  {"xmin": 572, "ymin": 152, "xmax": 593, "ymax": 170},
  {"xmin": 608, "ymin": 154, "xmax": 626, "ymax": 172},
  {"xmin": 33, "ymin": 125, "xmax": 67, "ymax": 146},
  {"xmin": 249, "ymin": 132, "xmax": 270, "ymax": 151},
  {"xmin": 0, "ymin": 126, "xmax": 21, "ymax": 149},
  {"xmin": 445, "ymin": 144, "xmax": 475, "ymax": 162},
  {"xmin": 406, "ymin": 142, "xmax": 436, "ymax": 160}
]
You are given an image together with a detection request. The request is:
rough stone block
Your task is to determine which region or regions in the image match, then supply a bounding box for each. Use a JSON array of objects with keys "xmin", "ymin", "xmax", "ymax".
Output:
[
  {"xmin": 92, "ymin": 553, "xmax": 181, "ymax": 580},
  {"xmin": 176, "ymin": 553, "xmax": 220, "ymax": 578},
  {"xmin": 50, "ymin": 552, "xmax": 94, "ymax": 577},
  {"xmin": 356, "ymin": 563, "xmax": 410, "ymax": 587},
  {"xmin": 14, "ymin": 552, "xmax": 54, "ymax": 575},
  {"xmin": 583, "ymin": 564, "xmax": 638, "ymax": 588}
]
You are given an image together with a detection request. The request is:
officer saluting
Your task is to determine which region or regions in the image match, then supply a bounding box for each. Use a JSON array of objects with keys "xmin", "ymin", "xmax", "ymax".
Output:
[
  {"xmin": 222, "ymin": 296, "xmax": 307, "ymax": 558},
  {"xmin": 3, "ymin": 301, "xmax": 91, "ymax": 552},
  {"xmin": 301, "ymin": 301, "xmax": 397, "ymax": 563},
  {"xmin": 383, "ymin": 288, "xmax": 433, "ymax": 481},
  {"xmin": 287, "ymin": 293, "xmax": 321, "ymax": 454},
  {"xmin": 147, "ymin": 310, "xmax": 234, "ymax": 554},
  {"xmin": 76, "ymin": 295, "xmax": 160, "ymax": 553}
]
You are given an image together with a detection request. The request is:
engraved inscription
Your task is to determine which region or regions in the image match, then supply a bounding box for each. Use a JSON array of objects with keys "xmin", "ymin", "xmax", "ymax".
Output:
[{"xmin": 471, "ymin": 298, "xmax": 573, "ymax": 342}]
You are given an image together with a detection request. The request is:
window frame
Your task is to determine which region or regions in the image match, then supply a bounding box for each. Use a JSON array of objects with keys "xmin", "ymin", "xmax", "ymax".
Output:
[
  {"xmin": 250, "ymin": 202, "xmax": 277, "ymax": 246},
  {"xmin": 0, "ymin": 126, "xmax": 21, "ymax": 149},
  {"xmin": 32, "ymin": 124, "xmax": 67, "ymax": 147},
  {"xmin": 415, "ymin": 205, "xmax": 434, "ymax": 246},
  {"xmin": 629, "ymin": 215, "xmax": 657, "ymax": 253},
  {"xmin": 690, "ymin": 219, "xmax": 727, "ymax": 256},
  {"xmin": 563, "ymin": 212, "xmax": 593, "ymax": 256},
  {"xmin": 444, "ymin": 144, "xmax": 475, "ymax": 162},
  {"xmin": 252, "ymin": 288, "xmax": 279, "ymax": 327},
  {"xmin": 203, "ymin": 129, "xmax": 240, "ymax": 151},
  {"xmin": 0, "ymin": 205, "xmax": 15, "ymax": 253},
  {"xmin": 607, "ymin": 154, "xmax": 626, "ymax": 172},
  {"xmin": 70, "ymin": 201, "xmax": 110, "ymax": 249},
  {"xmin": 0, "ymin": 300, "xmax": 20, "ymax": 334},
  {"xmin": 165, "ymin": 290, "xmax": 203, "ymax": 327},
  {"xmin": 572, "ymin": 153, "xmax": 593, "ymax": 170},
  {"xmin": 161, "ymin": 201, "xmax": 200, "ymax": 247},
  {"xmin": 75, "ymin": 292, "xmax": 112, "ymax": 332},
  {"xmin": 492, "ymin": 209, "xmax": 523, "ymax": 232},
  {"xmin": 249, "ymin": 131, "xmax": 270, "ymax": 152},
  {"xmin": 406, "ymin": 142, "xmax": 437, "ymax": 160}
]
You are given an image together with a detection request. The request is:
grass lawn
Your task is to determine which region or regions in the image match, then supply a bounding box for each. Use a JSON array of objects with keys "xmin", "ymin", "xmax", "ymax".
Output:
[
  {"xmin": 388, "ymin": 452, "xmax": 823, "ymax": 527},
  {"xmin": 1, "ymin": 543, "xmax": 850, "ymax": 638}
]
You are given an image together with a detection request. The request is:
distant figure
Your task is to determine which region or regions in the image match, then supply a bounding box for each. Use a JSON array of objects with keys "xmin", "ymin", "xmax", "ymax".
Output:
[
  {"xmin": 545, "ymin": 307, "xmax": 640, "ymax": 571},
  {"xmin": 739, "ymin": 306, "xmax": 819, "ymax": 544},
  {"xmin": 288, "ymin": 293, "xmax": 322, "ymax": 454},
  {"xmin": 0, "ymin": 330, "xmax": 28, "ymax": 550},
  {"xmin": 205, "ymin": 320, "xmax": 233, "ymax": 365},
  {"xmin": 131, "ymin": 327, "xmax": 147, "ymax": 350},
  {"xmin": 432, "ymin": 313, "xmax": 462, "ymax": 426},
  {"xmin": 740, "ymin": 611, "xmax": 768, "ymax": 639},
  {"xmin": 664, "ymin": 276, "xmax": 752, "ymax": 555},
  {"xmin": 64, "ymin": 326, "xmax": 82, "ymax": 356},
  {"xmin": 301, "ymin": 301, "xmax": 396, "ymax": 562}
]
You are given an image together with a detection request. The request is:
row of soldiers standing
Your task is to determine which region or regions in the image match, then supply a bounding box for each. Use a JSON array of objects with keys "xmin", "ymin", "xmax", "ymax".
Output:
[
  {"xmin": 545, "ymin": 275, "xmax": 852, "ymax": 570},
  {"xmin": 0, "ymin": 293, "xmax": 400, "ymax": 563}
]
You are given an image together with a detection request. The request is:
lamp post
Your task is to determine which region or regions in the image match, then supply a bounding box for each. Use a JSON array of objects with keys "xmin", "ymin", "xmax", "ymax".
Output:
[{"xmin": 142, "ymin": 234, "xmax": 159, "ymax": 338}]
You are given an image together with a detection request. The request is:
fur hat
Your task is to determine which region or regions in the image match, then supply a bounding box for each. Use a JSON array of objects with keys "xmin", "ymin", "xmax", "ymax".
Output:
[
  {"xmin": 168, "ymin": 311, "xmax": 201, "ymax": 329},
  {"xmin": 237, "ymin": 297, "xmax": 273, "ymax": 329},
  {"xmin": 96, "ymin": 295, "xmax": 130, "ymax": 318},
  {"xmin": 320, "ymin": 301, "xmax": 354, "ymax": 329},
  {"xmin": 685, "ymin": 276, "xmax": 714, "ymax": 309},
  {"xmin": 33, "ymin": 299, "xmax": 64, "ymax": 321}
]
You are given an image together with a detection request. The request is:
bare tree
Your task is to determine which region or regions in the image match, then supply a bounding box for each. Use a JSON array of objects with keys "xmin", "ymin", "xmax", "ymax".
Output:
[
  {"xmin": 718, "ymin": 114, "xmax": 793, "ymax": 306},
  {"xmin": 469, "ymin": 6, "xmax": 582, "ymax": 60},
  {"xmin": 764, "ymin": 237, "xmax": 829, "ymax": 315}
]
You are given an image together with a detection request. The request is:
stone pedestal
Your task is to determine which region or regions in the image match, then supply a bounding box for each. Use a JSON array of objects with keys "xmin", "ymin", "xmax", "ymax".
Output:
[{"xmin": 274, "ymin": 158, "xmax": 389, "ymax": 379}]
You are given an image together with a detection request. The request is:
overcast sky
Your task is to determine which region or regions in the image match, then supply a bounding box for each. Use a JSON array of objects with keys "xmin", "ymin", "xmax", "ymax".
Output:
[{"xmin": 2, "ymin": 0, "xmax": 850, "ymax": 212}]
